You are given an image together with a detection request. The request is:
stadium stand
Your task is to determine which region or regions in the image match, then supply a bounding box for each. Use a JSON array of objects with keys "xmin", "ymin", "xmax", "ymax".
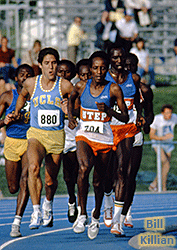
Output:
[{"xmin": 0, "ymin": 0, "xmax": 177, "ymax": 82}]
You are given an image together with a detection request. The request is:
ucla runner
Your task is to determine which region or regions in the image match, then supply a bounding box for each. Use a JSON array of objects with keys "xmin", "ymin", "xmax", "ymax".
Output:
[{"xmin": 14, "ymin": 47, "xmax": 74, "ymax": 230}]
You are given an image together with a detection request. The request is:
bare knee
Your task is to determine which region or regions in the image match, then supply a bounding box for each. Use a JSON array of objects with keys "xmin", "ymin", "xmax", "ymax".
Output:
[
  {"xmin": 8, "ymin": 183, "xmax": 19, "ymax": 194},
  {"xmin": 28, "ymin": 163, "xmax": 40, "ymax": 178}
]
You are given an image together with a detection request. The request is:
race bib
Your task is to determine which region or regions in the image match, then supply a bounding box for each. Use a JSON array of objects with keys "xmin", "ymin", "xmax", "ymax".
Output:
[
  {"xmin": 38, "ymin": 110, "xmax": 60, "ymax": 127},
  {"xmin": 81, "ymin": 121, "xmax": 103, "ymax": 134}
]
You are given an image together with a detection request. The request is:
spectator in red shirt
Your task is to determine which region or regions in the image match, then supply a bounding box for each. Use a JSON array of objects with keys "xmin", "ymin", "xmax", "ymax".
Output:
[{"xmin": 0, "ymin": 36, "xmax": 18, "ymax": 83}]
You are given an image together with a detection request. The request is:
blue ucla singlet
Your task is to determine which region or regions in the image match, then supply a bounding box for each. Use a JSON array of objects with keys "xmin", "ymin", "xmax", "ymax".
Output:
[
  {"xmin": 30, "ymin": 75, "xmax": 64, "ymax": 131},
  {"xmin": 76, "ymin": 78, "xmax": 114, "ymax": 145},
  {"xmin": 5, "ymin": 88, "xmax": 30, "ymax": 139},
  {"xmin": 105, "ymin": 71, "xmax": 137, "ymax": 125}
]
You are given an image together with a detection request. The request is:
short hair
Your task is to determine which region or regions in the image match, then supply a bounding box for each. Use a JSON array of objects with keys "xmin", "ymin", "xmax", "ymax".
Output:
[
  {"xmin": 126, "ymin": 53, "xmax": 139, "ymax": 65},
  {"xmin": 89, "ymin": 51, "xmax": 109, "ymax": 69},
  {"xmin": 33, "ymin": 39, "xmax": 41, "ymax": 47},
  {"xmin": 38, "ymin": 47, "xmax": 60, "ymax": 65},
  {"xmin": 107, "ymin": 45, "xmax": 126, "ymax": 58},
  {"xmin": 58, "ymin": 59, "xmax": 76, "ymax": 80},
  {"xmin": 1, "ymin": 36, "xmax": 8, "ymax": 42},
  {"xmin": 15, "ymin": 64, "xmax": 35, "ymax": 77},
  {"xmin": 161, "ymin": 104, "xmax": 173, "ymax": 112},
  {"xmin": 75, "ymin": 59, "xmax": 90, "ymax": 74}
]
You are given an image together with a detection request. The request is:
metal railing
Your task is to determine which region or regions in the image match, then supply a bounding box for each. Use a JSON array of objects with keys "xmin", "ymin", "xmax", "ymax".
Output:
[{"xmin": 144, "ymin": 140, "xmax": 177, "ymax": 192}]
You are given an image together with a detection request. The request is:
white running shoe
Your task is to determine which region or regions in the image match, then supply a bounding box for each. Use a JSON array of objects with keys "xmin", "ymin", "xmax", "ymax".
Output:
[
  {"xmin": 87, "ymin": 209, "xmax": 100, "ymax": 240},
  {"xmin": 42, "ymin": 209, "xmax": 53, "ymax": 227},
  {"xmin": 103, "ymin": 197, "xmax": 114, "ymax": 227},
  {"xmin": 10, "ymin": 224, "xmax": 22, "ymax": 237},
  {"xmin": 111, "ymin": 222, "xmax": 125, "ymax": 236},
  {"xmin": 124, "ymin": 215, "xmax": 133, "ymax": 228},
  {"xmin": 68, "ymin": 202, "xmax": 78, "ymax": 223},
  {"xmin": 29, "ymin": 211, "xmax": 42, "ymax": 230},
  {"xmin": 73, "ymin": 215, "xmax": 87, "ymax": 233}
]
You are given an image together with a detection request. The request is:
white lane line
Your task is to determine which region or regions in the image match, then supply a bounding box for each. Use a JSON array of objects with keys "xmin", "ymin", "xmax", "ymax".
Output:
[{"xmin": 0, "ymin": 226, "xmax": 73, "ymax": 250}]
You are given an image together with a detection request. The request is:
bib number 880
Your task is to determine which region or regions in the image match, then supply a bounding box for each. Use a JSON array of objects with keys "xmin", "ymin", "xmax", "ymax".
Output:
[
  {"xmin": 41, "ymin": 114, "xmax": 57, "ymax": 125},
  {"xmin": 38, "ymin": 110, "xmax": 60, "ymax": 127}
]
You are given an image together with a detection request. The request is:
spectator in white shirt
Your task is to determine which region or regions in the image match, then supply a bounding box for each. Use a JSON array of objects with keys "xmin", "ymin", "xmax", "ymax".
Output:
[
  {"xmin": 130, "ymin": 37, "xmax": 156, "ymax": 89},
  {"xmin": 115, "ymin": 9, "xmax": 138, "ymax": 53},
  {"xmin": 149, "ymin": 104, "xmax": 177, "ymax": 191},
  {"xmin": 124, "ymin": 0, "xmax": 153, "ymax": 26}
]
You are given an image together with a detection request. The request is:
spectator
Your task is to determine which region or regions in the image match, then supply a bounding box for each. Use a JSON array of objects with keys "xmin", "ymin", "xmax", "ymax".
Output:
[
  {"xmin": 124, "ymin": 0, "xmax": 153, "ymax": 26},
  {"xmin": 67, "ymin": 17, "xmax": 87, "ymax": 64},
  {"xmin": 115, "ymin": 9, "xmax": 138, "ymax": 53},
  {"xmin": 95, "ymin": 11, "xmax": 120, "ymax": 53},
  {"xmin": 149, "ymin": 104, "xmax": 177, "ymax": 192},
  {"xmin": 21, "ymin": 39, "xmax": 42, "ymax": 76},
  {"xmin": 0, "ymin": 36, "xmax": 18, "ymax": 83},
  {"xmin": 105, "ymin": 0, "xmax": 125, "ymax": 22},
  {"xmin": 130, "ymin": 37, "xmax": 156, "ymax": 89}
]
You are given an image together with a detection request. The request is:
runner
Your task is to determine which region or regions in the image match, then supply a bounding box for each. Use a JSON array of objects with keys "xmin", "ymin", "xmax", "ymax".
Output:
[
  {"xmin": 0, "ymin": 64, "xmax": 34, "ymax": 237},
  {"xmin": 68, "ymin": 51, "xmax": 129, "ymax": 239},
  {"xmin": 103, "ymin": 46, "xmax": 144, "ymax": 236},
  {"xmin": 14, "ymin": 47, "xmax": 74, "ymax": 229}
]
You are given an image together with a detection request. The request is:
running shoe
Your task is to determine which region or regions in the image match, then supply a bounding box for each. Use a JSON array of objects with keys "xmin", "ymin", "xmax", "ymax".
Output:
[
  {"xmin": 87, "ymin": 209, "xmax": 100, "ymax": 240},
  {"xmin": 124, "ymin": 215, "xmax": 133, "ymax": 228},
  {"xmin": 73, "ymin": 215, "xmax": 87, "ymax": 233},
  {"xmin": 103, "ymin": 197, "xmax": 114, "ymax": 227},
  {"xmin": 111, "ymin": 222, "xmax": 125, "ymax": 236},
  {"xmin": 68, "ymin": 202, "xmax": 78, "ymax": 223},
  {"xmin": 42, "ymin": 209, "xmax": 53, "ymax": 227},
  {"xmin": 29, "ymin": 211, "xmax": 42, "ymax": 230},
  {"xmin": 10, "ymin": 224, "xmax": 22, "ymax": 237}
]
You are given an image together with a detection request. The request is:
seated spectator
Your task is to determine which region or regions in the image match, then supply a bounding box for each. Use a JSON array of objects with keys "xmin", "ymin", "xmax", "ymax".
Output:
[
  {"xmin": 149, "ymin": 104, "xmax": 177, "ymax": 192},
  {"xmin": 94, "ymin": 11, "xmax": 109, "ymax": 51},
  {"xmin": 124, "ymin": 0, "xmax": 153, "ymax": 26},
  {"xmin": 0, "ymin": 36, "xmax": 18, "ymax": 83},
  {"xmin": 21, "ymin": 39, "xmax": 42, "ymax": 76},
  {"xmin": 115, "ymin": 9, "xmax": 138, "ymax": 53},
  {"xmin": 95, "ymin": 11, "xmax": 120, "ymax": 53},
  {"xmin": 105, "ymin": 0, "xmax": 125, "ymax": 22},
  {"xmin": 130, "ymin": 37, "xmax": 156, "ymax": 89}
]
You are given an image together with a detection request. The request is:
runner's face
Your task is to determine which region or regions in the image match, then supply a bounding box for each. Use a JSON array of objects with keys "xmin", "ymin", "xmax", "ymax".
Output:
[
  {"xmin": 16, "ymin": 68, "xmax": 33, "ymax": 87},
  {"xmin": 162, "ymin": 108, "xmax": 172, "ymax": 120},
  {"xmin": 110, "ymin": 48, "xmax": 125, "ymax": 72},
  {"xmin": 79, "ymin": 65, "xmax": 91, "ymax": 81},
  {"xmin": 125, "ymin": 58, "xmax": 137, "ymax": 73},
  {"xmin": 40, "ymin": 54, "xmax": 58, "ymax": 80},
  {"xmin": 91, "ymin": 57, "xmax": 107, "ymax": 83},
  {"xmin": 57, "ymin": 64, "xmax": 72, "ymax": 80}
]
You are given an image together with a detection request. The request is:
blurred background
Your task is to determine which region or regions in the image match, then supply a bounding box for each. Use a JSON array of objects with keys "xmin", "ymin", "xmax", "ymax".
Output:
[{"xmin": 0, "ymin": 0, "xmax": 177, "ymax": 197}]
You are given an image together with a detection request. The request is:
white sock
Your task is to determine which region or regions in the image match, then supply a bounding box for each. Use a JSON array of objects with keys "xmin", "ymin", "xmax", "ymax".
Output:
[
  {"xmin": 126, "ymin": 205, "xmax": 132, "ymax": 218},
  {"xmin": 104, "ymin": 190, "xmax": 113, "ymax": 208},
  {"xmin": 113, "ymin": 201, "xmax": 124, "ymax": 223},
  {"xmin": 42, "ymin": 197, "xmax": 52, "ymax": 211},
  {"xmin": 120, "ymin": 214, "xmax": 125, "ymax": 228},
  {"xmin": 33, "ymin": 204, "xmax": 40, "ymax": 213},
  {"xmin": 13, "ymin": 215, "xmax": 21, "ymax": 226}
]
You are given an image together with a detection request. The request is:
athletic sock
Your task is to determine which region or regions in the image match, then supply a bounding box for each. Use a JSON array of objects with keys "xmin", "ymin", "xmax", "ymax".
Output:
[
  {"xmin": 42, "ymin": 197, "xmax": 53, "ymax": 211},
  {"xmin": 113, "ymin": 201, "xmax": 124, "ymax": 223},
  {"xmin": 104, "ymin": 190, "xmax": 113, "ymax": 208},
  {"xmin": 13, "ymin": 215, "xmax": 22, "ymax": 226},
  {"xmin": 120, "ymin": 214, "xmax": 125, "ymax": 228},
  {"xmin": 33, "ymin": 204, "xmax": 41, "ymax": 213},
  {"xmin": 126, "ymin": 205, "xmax": 132, "ymax": 218}
]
